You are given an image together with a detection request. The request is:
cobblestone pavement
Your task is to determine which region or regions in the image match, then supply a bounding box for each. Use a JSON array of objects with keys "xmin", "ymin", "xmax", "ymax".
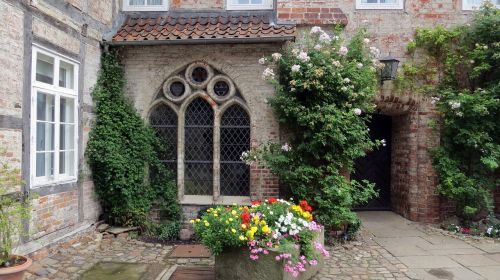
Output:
[{"xmin": 25, "ymin": 212, "xmax": 500, "ymax": 279}]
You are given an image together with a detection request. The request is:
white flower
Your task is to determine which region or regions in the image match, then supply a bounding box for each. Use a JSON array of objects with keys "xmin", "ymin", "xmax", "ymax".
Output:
[
  {"xmin": 332, "ymin": 60, "xmax": 341, "ymax": 67},
  {"xmin": 297, "ymin": 51, "xmax": 310, "ymax": 62},
  {"xmin": 353, "ymin": 108, "xmax": 362, "ymax": 115},
  {"xmin": 343, "ymin": 78, "xmax": 351, "ymax": 83},
  {"xmin": 281, "ymin": 143, "xmax": 292, "ymax": 152},
  {"xmin": 357, "ymin": 63, "xmax": 364, "ymax": 69},
  {"xmin": 341, "ymin": 86, "xmax": 348, "ymax": 92},
  {"xmin": 456, "ymin": 111, "xmax": 464, "ymax": 117},
  {"xmin": 363, "ymin": 38, "xmax": 370, "ymax": 44},
  {"xmin": 272, "ymin": 53, "xmax": 282, "ymax": 61},
  {"xmin": 291, "ymin": 48, "xmax": 300, "ymax": 55},
  {"xmin": 258, "ymin": 57, "xmax": 266, "ymax": 65},
  {"xmin": 369, "ymin": 46, "xmax": 380, "ymax": 58},
  {"xmin": 310, "ymin": 26, "xmax": 322, "ymax": 34},
  {"xmin": 291, "ymin": 64, "xmax": 301, "ymax": 73},
  {"xmin": 333, "ymin": 35, "xmax": 340, "ymax": 41},
  {"xmin": 449, "ymin": 101, "xmax": 461, "ymax": 109},
  {"xmin": 290, "ymin": 87, "xmax": 296, "ymax": 92},
  {"xmin": 487, "ymin": 227, "xmax": 493, "ymax": 235},
  {"xmin": 262, "ymin": 67, "xmax": 275, "ymax": 79},
  {"xmin": 430, "ymin": 96, "xmax": 440, "ymax": 105},
  {"xmin": 338, "ymin": 46, "xmax": 348, "ymax": 56},
  {"xmin": 319, "ymin": 32, "xmax": 331, "ymax": 43},
  {"xmin": 381, "ymin": 139, "xmax": 386, "ymax": 147},
  {"xmin": 314, "ymin": 44, "xmax": 322, "ymax": 51}
]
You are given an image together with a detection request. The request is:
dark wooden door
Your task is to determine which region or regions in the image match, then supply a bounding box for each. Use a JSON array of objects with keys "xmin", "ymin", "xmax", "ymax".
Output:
[{"xmin": 353, "ymin": 114, "xmax": 392, "ymax": 210}]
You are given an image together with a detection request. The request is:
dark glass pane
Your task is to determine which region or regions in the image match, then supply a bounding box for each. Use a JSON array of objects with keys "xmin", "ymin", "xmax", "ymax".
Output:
[
  {"xmin": 150, "ymin": 104, "xmax": 178, "ymax": 175},
  {"xmin": 191, "ymin": 67, "xmax": 208, "ymax": 83},
  {"xmin": 170, "ymin": 81, "xmax": 185, "ymax": 97},
  {"xmin": 214, "ymin": 81, "xmax": 230, "ymax": 97},
  {"xmin": 220, "ymin": 105, "xmax": 250, "ymax": 196},
  {"xmin": 184, "ymin": 98, "xmax": 214, "ymax": 195}
]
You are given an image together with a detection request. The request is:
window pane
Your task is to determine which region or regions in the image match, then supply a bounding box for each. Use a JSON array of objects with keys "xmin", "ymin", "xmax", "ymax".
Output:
[
  {"xmin": 36, "ymin": 122, "xmax": 54, "ymax": 151},
  {"xmin": 59, "ymin": 61, "xmax": 74, "ymax": 89},
  {"xmin": 36, "ymin": 52, "xmax": 54, "ymax": 84},
  {"xmin": 380, "ymin": 0, "xmax": 397, "ymax": 3},
  {"xmin": 150, "ymin": 104, "xmax": 178, "ymax": 177},
  {"xmin": 147, "ymin": 0, "xmax": 162, "ymax": 5},
  {"xmin": 37, "ymin": 92, "xmax": 55, "ymax": 121},
  {"xmin": 60, "ymin": 97, "xmax": 75, "ymax": 123},
  {"xmin": 60, "ymin": 124, "xmax": 75, "ymax": 150},
  {"xmin": 235, "ymin": 0, "xmax": 249, "ymax": 4},
  {"xmin": 250, "ymin": 0, "xmax": 262, "ymax": 4},
  {"xmin": 36, "ymin": 152, "xmax": 54, "ymax": 177},
  {"xmin": 59, "ymin": 151, "xmax": 75, "ymax": 176},
  {"xmin": 129, "ymin": 0, "xmax": 145, "ymax": 5},
  {"xmin": 362, "ymin": 0, "xmax": 379, "ymax": 3}
]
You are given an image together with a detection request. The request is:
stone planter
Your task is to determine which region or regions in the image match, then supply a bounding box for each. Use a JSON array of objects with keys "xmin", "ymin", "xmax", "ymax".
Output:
[
  {"xmin": 0, "ymin": 255, "xmax": 32, "ymax": 280},
  {"xmin": 215, "ymin": 230, "xmax": 324, "ymax": 280}
]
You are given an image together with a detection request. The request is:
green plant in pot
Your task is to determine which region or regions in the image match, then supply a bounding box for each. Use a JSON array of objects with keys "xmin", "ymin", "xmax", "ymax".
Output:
[{"xmin": 0, "ymin": 157, "xmax": 32, "ymax": 280}]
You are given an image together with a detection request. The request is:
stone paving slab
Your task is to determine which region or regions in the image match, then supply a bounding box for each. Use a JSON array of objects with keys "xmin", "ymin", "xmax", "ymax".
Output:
[
  {"xmin": 469, "ymin": 266, "xmax": 500, "ymax": 279},
  {"xmin": 449, "ymin": 254, "xmax": 500, "ymax": 267},
  {"xmin": 409, "ymin": 267, "xmax": 485, "ymax": 280},
  {"xmin": 398, "ymin": 256, "xmax": 462, "ymax": 269}
]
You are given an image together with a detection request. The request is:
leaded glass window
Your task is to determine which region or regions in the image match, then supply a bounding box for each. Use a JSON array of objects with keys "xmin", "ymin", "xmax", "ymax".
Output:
[
  {"xmin": 220, "ymin": 105, "xmax": 250, "ymax": 196},
  {"xmin": 184, "ymin": 98, "xmax": 214, "ymax": 195},
  {"xmin": 150, "ymin": 104, "xmax": 178, "ymax": 175}
]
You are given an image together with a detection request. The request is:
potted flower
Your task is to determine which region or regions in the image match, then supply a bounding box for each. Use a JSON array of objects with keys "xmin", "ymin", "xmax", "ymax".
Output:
[
  {"xmin": 193, "ymin": 198, "xmax": 327, "ymax": 280},
  {"xmin": 0, "ymin": 158, "xmax": 32, "ymax": 280}
]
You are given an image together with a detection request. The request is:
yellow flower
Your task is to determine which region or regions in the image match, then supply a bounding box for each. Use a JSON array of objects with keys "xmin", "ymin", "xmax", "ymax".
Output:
[
  {"xmin": 231, "ymin": 210, "xmax": 237, "ymax": 215},
  {"xmin": 231, "ymin": 228, "xmax": 237, "ymax": 233},
  {"xmin": 225, "ymin": 229, "xmax": 229, "ymax": 232},
  {"xmin": 262, "ymin": 225, "xmax": 271, "ymax": 234},
  {"xmin": 241, "ymin": 224, "xmax": 247, "ymax": 230},
  {"xmin": 195, "ymin": 219, "xmax": 201, "ymax": 222},
  {"xmin": 214, "ymin": 213, "xmax": 218, "ymax": 217},
  {"xmin": 204, "ymin": 221, "xmax": 210, "ymax": 227},
  {"xmin": 189, "ymin": 219, "xmax": 195, "ymax": 223},
  {"xmin": 229, "ymin": 218, "xmax": 234, "ymax": 222},
  {"xmin": 260, "ymin": 220, "xmax": 267, "ymax": 226},
  {"xmin": 225, "ymin": 220, "xmax": 229, "ymax": 224},
  {"xmin": 246, "ymin": 230, "xmax": 255, "ymax": 241},
  {"xmin": 251, "ymin": 226, "xmax": 258, "ymax": 233},
  {"xmin": 239, "ymin": 235, "xmax": 245, "ymax": 241}
]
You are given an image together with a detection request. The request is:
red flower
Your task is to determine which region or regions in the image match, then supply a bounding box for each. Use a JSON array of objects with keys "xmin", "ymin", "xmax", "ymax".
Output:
[
  {"xmin": 268, "ymin": 198, "xmax": 277, "ymax": 204},
  {"xmin": 299, "ymin": 200, "xmax": 313, "ymax": 212},
  {"xmin": 461, "ymin": 227, "xmax": 471, "ymax": 235},
  {"xmin": 252, "ymin": 200, "xmax": 261, "ymax": 206},
  {"xmin": 241, "ymin": 210, "xmax": 251, "ymax": 224}
]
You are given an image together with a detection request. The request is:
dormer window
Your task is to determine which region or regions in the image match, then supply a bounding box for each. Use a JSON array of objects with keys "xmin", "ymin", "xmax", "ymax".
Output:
[
  {"xmin": 356, "ymin": 0, "xmax": 404, "ymax": 10},
  {"xmin": 227, "ymin": 0, "xmax": 273, "ymax": 10},
  {"xmin": 123, "ymin": 0, "xmax": 169, "ymax": 11}
]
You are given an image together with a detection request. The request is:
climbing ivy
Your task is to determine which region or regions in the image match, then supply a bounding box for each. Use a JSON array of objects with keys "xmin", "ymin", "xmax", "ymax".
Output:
[
  {"xmin": 397, "ymin": 4, "xmax": 500, "ymax": 220},
  {"xmin": 86, "ymin": 52, "xmax": 181, "ymax": 230}
]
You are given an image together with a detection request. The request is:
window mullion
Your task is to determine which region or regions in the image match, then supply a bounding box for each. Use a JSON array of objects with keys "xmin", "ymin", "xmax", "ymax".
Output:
[
  {"xmin": 54, "ymin": 95, "xmax": 61, "ymax": 179},
  {"xmin": 213, "ymin": 111, "xmax": 221, "ymax": 201}
]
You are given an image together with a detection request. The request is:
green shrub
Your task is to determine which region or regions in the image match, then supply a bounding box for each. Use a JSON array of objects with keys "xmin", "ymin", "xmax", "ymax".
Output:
[{"xmin": 86, "ymin": 52, "xmax": 180, "ymax": 230}]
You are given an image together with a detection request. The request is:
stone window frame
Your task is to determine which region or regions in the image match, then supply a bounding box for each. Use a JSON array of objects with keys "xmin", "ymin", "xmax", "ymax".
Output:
[
  {"xmin": 148, "ymin": 64, "xmax": 252, "ymax": 205},
  {"xmin": 462, "ymin": 0, "xmax": 500, "ymax": 10},
  {"xmin": 122, "ymin": 0, "xmax": 169, "ymax": 11},
  {"xmin": 30, "ymin": 45, "xmax": 79, "ymax": 188},
  {"xmin": 355, "ymin": 0, "xmax": 404, "ymax": 10},
  {"xmin": 226, "ymin": 0, "xmax": 273, "ymax": 11}
]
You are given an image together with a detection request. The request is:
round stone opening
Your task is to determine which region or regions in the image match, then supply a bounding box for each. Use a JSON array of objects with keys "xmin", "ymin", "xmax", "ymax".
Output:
[
  {"xmin": 191, "ymin": 67, "xmax": 208, "ymax": 84},
  {"xmin": 213, "ymin": 81, "xmax": 230, "ymax": 97},
  {"xmin": 170, "ymin": 81, "xmax": 185, "ymax": 97}
]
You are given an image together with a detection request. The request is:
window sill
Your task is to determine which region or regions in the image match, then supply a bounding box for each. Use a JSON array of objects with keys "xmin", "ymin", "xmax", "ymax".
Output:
[
  {"xmin": 181, "ymin": 195, "xmax": 252, "ymax": 205},
  {"xmin": 30, "ymin": 180, "xmax": 78, "ymax": 196}
]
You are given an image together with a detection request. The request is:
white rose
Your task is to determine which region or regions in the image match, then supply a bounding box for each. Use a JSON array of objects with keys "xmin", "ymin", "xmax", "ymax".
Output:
[
  {"xmin": 297, "ymin": 51, "xmax": 310, "ymax": 62},
  {"xmin": 314, "ymin": 44, "xmax": 322, "ymax": 51},
  {"xmin": 338, "ymin": 46, "xmax": 348, "ymax": 56},
  {"xmin": 353, "ymin": 108, "xmax": 362, "ymax": 115},
  {"xmin": 357, "ymin": 63, "xmax": 364, "ymax": 69},
  {"xmin": 319, "ymin": 32, "xmax": 331, "ymax": 43},
  {"xmin": 291, "ymin": 65, "xmax": 301, "ymax": 72},
  {"xmin": 258, "ymin": 57, "xmax": 266, "ymax": 65},
  {"xmin": 310, "ymin": 26, "xmax": 322, "ymax": 34},
  {"xmin": 262, "ymin": 67, "xmax": 275, "ymax": 79},
  {"xmin": 363, "ymin": 38, "xmax": 370, "ymax": 44},
  {"xmin": 272, "ymin": 53, "xmax": 282, "ymax": 61}
]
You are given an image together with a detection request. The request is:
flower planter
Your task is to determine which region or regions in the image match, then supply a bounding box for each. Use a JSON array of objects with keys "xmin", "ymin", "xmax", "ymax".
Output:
[
  {"xmin": 215, "ymin": 230, "xmax": 324, "ymax": 280},
  {"xmin": 0, "ymin": 255, "xmax": 32, "ymax": 280}
]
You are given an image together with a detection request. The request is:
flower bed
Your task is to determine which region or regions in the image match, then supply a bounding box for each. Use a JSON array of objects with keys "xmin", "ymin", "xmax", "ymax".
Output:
[{"xmin": 192, "ymin": 199, "xmax": 328, "ymax": 279}]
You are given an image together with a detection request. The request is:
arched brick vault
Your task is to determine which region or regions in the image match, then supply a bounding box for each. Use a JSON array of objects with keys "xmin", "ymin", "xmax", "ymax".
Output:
[{"xmin": 374, "ymin": 92, "xmax": 443, "ymax": 223}]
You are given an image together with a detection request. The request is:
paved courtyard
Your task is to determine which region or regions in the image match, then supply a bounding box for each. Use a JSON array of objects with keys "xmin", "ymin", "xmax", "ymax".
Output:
[{"xmin": 24, "ymin": 211, "xmax": 500, "ymax": 279}]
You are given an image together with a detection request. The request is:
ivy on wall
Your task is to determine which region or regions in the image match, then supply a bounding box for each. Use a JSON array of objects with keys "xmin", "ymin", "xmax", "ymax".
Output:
[
  {"xmin": 86, "ymin": 52, "xmax": 181, "ymax": 235},
  {"xmin": 397, "ymin": 4, "xmax": 500, "ymax": 220}
]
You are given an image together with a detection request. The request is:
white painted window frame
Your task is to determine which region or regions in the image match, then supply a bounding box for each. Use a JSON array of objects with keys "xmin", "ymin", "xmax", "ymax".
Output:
[
  {"xmin": 355, "ymin": 0, "xmax": 404, "ymax": 10},
  {"xmin": 122, "ymin": 0, "xmax": 169, "ymax": 11},
  {"xmin": 462, "ymin": 0, "xmax": 500, "ymax": 10},
  {"xmin": 226, "ymin": 0, "xmax": 273, "ymax": 10},
  {"xmin": 30, "ymin": 45, "xmax": 79, "ymax": 188}
]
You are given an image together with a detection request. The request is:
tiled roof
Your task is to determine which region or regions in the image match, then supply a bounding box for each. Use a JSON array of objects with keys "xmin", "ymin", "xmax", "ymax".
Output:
[{"xmin": 111, "ymin": 15, "xmax": 296, "ymax": 44}]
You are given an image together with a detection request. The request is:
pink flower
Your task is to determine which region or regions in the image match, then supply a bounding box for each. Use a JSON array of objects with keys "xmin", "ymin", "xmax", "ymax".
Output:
[
  {"xmin": 263, "ymin": 250, "xmax": 269, "ymax": 255},
  {"xmin": 266, "ymin": 241, "xmax": 273, "ymax": 247},
  {"xmin": 309, "ymin": 260, "xmax": 318, "ymax": 266},
  {"xmin": 276, "ymin": 255, "xmax": 281, "ymax": 261},
  {"xmin": 250, "ymin": 254, "xmax": 259, "ymax": 261}
]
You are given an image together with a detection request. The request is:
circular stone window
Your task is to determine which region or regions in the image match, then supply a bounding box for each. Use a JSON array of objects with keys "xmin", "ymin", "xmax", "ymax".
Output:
[
  {"xmin": 207, "ymin": 75, "xmax": 235, "ymax": 103},
  {"xmin": 185, "ymin": 62, "xmax": 214, "ymax": 89},
  {"xmin": 163, "ymin": 76, "xmax": 191, "ymax": 103},
  {"xmin": 170, "ymin": 81, "xmax": 185, "ymax": 97},
  {"xmin": 213, "ymin": 80, "xmax": 230, "ymax": 97}
]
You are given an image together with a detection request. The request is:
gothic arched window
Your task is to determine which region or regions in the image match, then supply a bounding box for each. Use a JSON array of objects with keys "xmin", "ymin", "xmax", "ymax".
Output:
[
  {"xmin": 184, "ymin": 98, "xmax": 214, "ymax": 195},
  {"xmin": 150, "ymin": 104, "xmax": 177, "ymax": 175},
  {"xmin": 220, "ymin": 105, "xmax": 250, "ymax": 196}
]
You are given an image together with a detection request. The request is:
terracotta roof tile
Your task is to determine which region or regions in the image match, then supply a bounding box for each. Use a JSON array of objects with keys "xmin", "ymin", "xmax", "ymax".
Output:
[{"xmin": 112, "ymin": 15, "xmax": 296, "ymax": 44}]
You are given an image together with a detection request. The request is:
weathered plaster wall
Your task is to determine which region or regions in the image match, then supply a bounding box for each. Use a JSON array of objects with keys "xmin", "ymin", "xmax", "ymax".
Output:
[{"xmin": 0, "ymin": 0, "xmax": 119, "ymax": 257}]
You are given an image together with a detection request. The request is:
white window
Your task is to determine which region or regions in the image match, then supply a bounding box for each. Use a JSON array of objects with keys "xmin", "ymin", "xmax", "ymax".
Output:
[
  {"xmin": 227, "ymin": 0, "xmax": 273, "ymax": 10},
  {"xmin": 356, "ymin": 0, "xmax": 404, "ymax": 9},
  {"xmin": 462, "ymin": 0, "xmax": 500, "ymax": 10},
  {"xmin": 123, "ymin": 0, "xmax": 169, "ymax": 11},
  {"xmin": 31, "ymin": 46, "xmax": 79, "ymax": 187}
]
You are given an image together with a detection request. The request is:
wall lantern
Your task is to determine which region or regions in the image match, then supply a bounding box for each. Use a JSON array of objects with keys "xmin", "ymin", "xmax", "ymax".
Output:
[{"xmin": 379, "ymin": 56, "xmax": 399, "ymax": 85}]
